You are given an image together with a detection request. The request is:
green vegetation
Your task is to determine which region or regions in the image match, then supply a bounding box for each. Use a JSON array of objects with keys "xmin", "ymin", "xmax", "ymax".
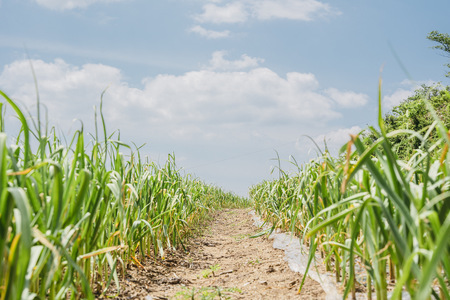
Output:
[
  {"xmin": 427, "ymin": 30, "xmax": 450, "ymax": 77},
  {"xmin": 2, "ymin": 29, "xmax": 449, "ymax": 300},
  {"xmin": 0, "ymin": 89, "xmax": 248, "ymax": 299},
  {"xmin": 250, "ymin": 79, "xmax": 450, "ymax": 299},
  {"xmin": 366, "ymin": 84, "xmax": 450, "ymax": 159},
  {"xmin": 251, "ymin": 30, "xmax": 450, "ymax": 296},
  {"xmin": 200, "ymin": 264, "xmax": 221, "ymax": 278}
]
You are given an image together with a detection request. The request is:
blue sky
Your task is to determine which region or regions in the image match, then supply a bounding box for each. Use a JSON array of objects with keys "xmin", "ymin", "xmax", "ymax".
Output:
[{"xmin": 1, "ymin": 0, "xmax": 449, "ymax": 196}]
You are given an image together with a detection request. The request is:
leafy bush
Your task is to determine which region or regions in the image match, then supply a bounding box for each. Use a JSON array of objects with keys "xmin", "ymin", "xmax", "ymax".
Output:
[{"xmin": 366, "ymin": 84, "xmax": 450, "ymax": 159}]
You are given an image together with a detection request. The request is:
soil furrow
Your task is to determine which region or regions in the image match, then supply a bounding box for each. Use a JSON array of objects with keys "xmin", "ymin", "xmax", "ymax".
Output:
[{"xmin": 104, "ymin": 208, "xmax": 326, "ymax": 299}]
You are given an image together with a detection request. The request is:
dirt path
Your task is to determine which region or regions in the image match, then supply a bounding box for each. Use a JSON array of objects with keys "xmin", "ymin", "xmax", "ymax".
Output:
[{"xmin": 106, "ymin": 208, "xmax": 326, "ymax": 299}]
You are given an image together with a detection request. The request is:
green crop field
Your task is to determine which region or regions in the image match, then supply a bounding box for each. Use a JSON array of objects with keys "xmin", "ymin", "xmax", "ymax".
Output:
[
  {"xmin": 0, "ymin": 90, "xmax": 248, "ymax": 299},
  {"xmin": 1, "ymin": 49, "xmax": 449, "ymax": 299},
  {"xmin": 250, "ymin": 81, "xmax": 450, "ymax": 300}
]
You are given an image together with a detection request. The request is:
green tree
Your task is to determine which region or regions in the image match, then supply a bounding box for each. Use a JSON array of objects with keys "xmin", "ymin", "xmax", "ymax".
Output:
[
  {"xmin": 427, "ymin": 31, "xmax": 450, "ymax": 77},
  {"xmin": 366, "ymin": 84, "xmax": 450, "ymax": 160}
]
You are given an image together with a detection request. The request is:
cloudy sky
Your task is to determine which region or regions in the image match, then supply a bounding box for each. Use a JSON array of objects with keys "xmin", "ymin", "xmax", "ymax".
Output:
[{"xmin": 1, "ymin": 0, "xmax": 449, "ymax": 196}]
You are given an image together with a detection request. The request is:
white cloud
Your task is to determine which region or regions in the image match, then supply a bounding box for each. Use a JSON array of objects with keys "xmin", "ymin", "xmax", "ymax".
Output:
[
  {"xmin": 189, "ymin": 26, "xmax": 231, "ymax": 39},
  {"xmin": 34, "ymin": 0, "xmax": 125, "ymax": 10},
  {"xmin": 0, "ymin": 59, "xmax": 124, "ymax": 130},
  {"xmin": 0, "ymin": 57, "xmax": 354, "ymax": 142},
  {"xmin": 195, "ymin": 2, "xmax": 248, "ymax": 24},
  {"xmin": 133, "ymin": 68, "xmax": 338, "ymax": 137},
  {"xmin": 194, "ymin": 0, "xmax": 339, "ymax": 24},
  {"xmin": 205, "ymin": 51, "xmax": 264, "ymax": 70},
  {"xmin": 0, "ymin": 56, "xmax": 369, "ymax": 151},
  {"xmin": 325, "ymin": 88, "xmax": 369, "ymax": 107}
]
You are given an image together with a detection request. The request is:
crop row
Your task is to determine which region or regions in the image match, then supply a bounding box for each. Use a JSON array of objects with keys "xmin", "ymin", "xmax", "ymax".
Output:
[
  {"xmin": 250, "ymin": 85, "xmax": 450, "ymax": 300},
  {"xmin": 0, "ymin": 90, "xmax": 248, "ymax": 299}
]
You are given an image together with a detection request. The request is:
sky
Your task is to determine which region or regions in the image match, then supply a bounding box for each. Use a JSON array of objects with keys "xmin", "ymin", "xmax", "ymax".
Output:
[{"xmin": 1, "ymin": 0, "xmax": 449, "ymax": 196}]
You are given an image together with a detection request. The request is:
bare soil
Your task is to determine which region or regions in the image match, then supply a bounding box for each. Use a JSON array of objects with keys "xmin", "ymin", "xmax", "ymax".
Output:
[{"xmin": 102, "ymin": 208, "xmax": 326, "ymax": 299}]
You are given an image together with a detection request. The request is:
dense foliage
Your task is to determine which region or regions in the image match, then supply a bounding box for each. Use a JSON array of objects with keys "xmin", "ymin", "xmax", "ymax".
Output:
[
  {"xmin": 367, "ymin": 84, "xmax": 450, "ymax": 159},
  {"xmin": 0, "ymin": 90, "xmax": 248, "ymax": 299}
]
